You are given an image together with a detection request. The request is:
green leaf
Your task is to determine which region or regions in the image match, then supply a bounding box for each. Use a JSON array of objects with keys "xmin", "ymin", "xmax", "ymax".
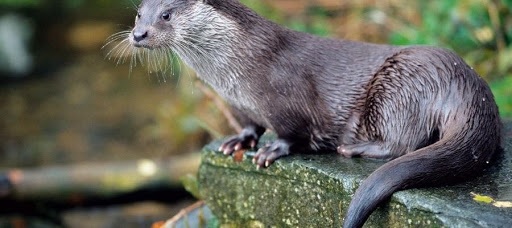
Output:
[{"xmin": 471, "ymin": 192, "xmax": 494, "ymax": 204}]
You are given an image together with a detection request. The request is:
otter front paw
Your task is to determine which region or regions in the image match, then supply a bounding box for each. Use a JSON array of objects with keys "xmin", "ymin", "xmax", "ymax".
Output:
[
  {"xmin": 253, "ymin": 139, "xmax": 290, "ymax": 168},
  {"xmin": 219, "ymin": 127, "xmax": 260, "ymax": 155}
]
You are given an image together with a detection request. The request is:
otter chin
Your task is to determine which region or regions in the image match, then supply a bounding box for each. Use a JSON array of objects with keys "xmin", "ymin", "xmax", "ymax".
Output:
[{"xmin": 113, "ymin": 0, "xmax": 502, "ymax": 227}]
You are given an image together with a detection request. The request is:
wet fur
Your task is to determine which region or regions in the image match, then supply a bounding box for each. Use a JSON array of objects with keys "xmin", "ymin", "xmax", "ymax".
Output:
[{"xmin": 124, "ymin": 0, "xmax": 502, "ymax": 227}]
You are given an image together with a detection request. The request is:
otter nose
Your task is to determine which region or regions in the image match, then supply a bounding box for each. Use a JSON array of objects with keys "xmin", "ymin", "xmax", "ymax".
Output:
[{"xmin": 133, "ymin": 31, "xmax": 148, "ymax": 42}]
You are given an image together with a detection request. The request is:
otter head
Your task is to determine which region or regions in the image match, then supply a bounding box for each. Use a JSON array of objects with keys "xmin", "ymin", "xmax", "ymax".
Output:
[
  {"xmin": 105, "ymin": 0, "xmax": 259, "ymax": 86},
  {"xmin": 104, "ymin": 0, "xmax": 245, "ymax": 77},
  {"xmin": 119, "ymin": 0, "xmax": 250, "ymax": 83},
  {"xmin": 131, "ymin": 0, "xmax": 240, "ymax": 52},
  {"xmin": 131, "ymin": 0, "xmax": 187, "ymax": 49}
]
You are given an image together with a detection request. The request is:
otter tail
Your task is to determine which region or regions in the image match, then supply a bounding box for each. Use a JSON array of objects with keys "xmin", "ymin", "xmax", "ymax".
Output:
[{"xmin": 342, "ymin": 116, "xmax": 501, "ymax": 227}]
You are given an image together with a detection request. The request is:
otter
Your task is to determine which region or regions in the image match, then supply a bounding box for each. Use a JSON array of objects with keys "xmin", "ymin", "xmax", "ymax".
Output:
[{"xmin": 120, "ymin": 0, "xmax": 502, "ymax": 227}]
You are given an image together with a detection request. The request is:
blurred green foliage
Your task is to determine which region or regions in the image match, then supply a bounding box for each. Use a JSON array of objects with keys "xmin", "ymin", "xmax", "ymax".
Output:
[
  {"xmin": 0, "ymin": 0, "xmax": 42, "ymax": 7},
  {"xmin": 388, "ymin": 0, "xmax": 512, "ymax": 75},
  {"xmin": 491, "ymin": 76, "xmax": 512, "ymax": 118},
  {"xmin": 289, "ymin": 6, "xmax": 331, "ymax": 36},
  {"xmin": 241, "ymin": 0, "xmax": 331, "ymax": 36}
]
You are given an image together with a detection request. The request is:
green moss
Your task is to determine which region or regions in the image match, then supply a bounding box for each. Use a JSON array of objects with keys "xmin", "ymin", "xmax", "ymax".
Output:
[{"xmin": 198, "ymin": 134, "xmax": 512, "ymax": 227}]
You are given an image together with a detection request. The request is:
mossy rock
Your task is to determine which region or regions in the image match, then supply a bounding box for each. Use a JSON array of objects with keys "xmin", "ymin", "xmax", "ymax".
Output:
[{"xmin": 198, "ymin": 124, "xmax": 512, "ymax": 227}]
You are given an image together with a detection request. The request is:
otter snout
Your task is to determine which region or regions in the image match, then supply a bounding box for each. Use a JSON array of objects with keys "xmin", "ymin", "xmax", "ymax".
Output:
[
  {"xmin": 133, "ymin": 31, "xmax": 148, "ymax": 42},
  {"xmin": 131, "ymin": 27, "xmax": 151, "ymax": 48}
]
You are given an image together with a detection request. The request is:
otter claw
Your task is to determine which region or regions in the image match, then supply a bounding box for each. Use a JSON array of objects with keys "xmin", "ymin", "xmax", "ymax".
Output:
[
  {"xmin": 219, "ymin": 127, "xmax": 262, "ymax": 156},
  {"xmin": 250, "ymin": 140, "xmax": 257, "ymax": 148},
  {"xmin": 253, "ymin": 139, "xmax": 290, "ymax": 168},
  {"xmin": 234, "ymin": 143, "xmax": 242, "ymax": 151}
]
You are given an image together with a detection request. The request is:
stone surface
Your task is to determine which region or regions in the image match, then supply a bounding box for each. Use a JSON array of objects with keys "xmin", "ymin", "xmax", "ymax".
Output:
[{"xmin": 198, "ymin": 123, "xmax": 512, "ymax": 227}]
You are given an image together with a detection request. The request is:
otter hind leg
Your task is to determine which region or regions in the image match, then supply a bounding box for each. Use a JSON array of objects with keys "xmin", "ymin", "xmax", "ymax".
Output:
[
  {"xmin": 337, "ymin": 142, "xmax": 398, "ymax": 160},
  {"xmin": 339, "ymin": 50, "xmax": 431, "ymax": 160}
]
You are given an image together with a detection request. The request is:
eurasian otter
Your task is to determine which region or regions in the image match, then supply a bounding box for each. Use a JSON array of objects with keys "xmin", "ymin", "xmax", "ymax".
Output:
[{"xmin": 111, "ymin": 0, "xmax": 502, "ymax": 227}]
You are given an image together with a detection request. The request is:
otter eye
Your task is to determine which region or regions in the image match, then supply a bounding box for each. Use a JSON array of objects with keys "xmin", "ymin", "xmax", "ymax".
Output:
[
  {"xmin": 161, "ymin": 12, "xmax": 171, "ymax": 21},
  {"xmin": 136, "ymin": 12, "xmax": 141, "ymax": 19}
]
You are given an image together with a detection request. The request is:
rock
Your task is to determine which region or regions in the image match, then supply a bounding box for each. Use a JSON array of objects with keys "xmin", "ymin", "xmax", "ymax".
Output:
[{"xmin": 198, "ymin": 123, "xmax": 512, "ymax": 227}]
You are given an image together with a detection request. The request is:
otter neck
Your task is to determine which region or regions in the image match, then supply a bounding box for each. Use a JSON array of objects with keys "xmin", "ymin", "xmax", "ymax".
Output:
[{"xmin": 170, "ymin": 2, "xmax": 284, "ymax": 102}]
